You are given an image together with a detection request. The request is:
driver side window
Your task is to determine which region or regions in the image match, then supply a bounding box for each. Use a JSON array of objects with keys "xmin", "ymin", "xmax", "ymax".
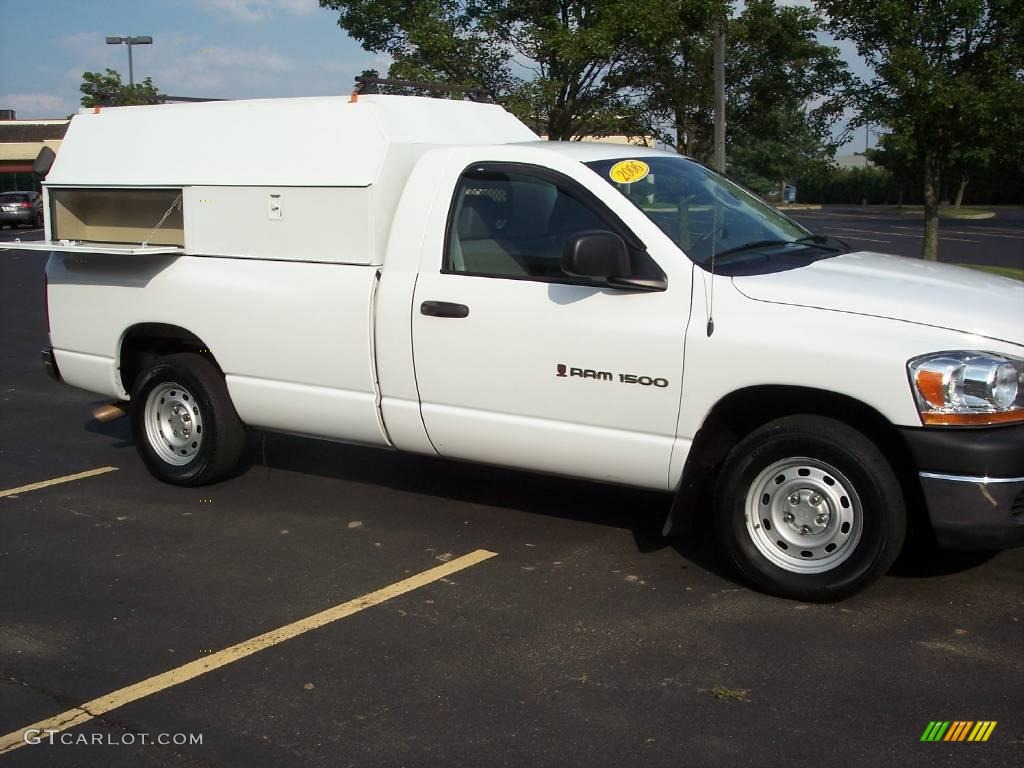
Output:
[{"xmin": 445, "ymin": 167, "xmax": 611, "ymax": 282}]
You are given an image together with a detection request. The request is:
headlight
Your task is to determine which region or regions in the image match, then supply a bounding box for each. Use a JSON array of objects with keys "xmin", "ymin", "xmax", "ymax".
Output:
[{"xmin": 908, "ymin": 351, "xmax": 1024, "ymax": 425}]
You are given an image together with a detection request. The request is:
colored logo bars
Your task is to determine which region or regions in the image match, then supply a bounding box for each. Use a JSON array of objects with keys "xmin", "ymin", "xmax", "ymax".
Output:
[{"xmin": 921, "ymin": 721, "xmax": 997, "ymax": 742}]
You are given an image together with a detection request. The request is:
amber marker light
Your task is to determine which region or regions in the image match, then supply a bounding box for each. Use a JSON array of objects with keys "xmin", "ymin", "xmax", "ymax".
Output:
[
  {"xmin": 915, "ymin": 368, "xmax": 948, "ymax": 410},
  {"xmin": 921, "ymin": 410, "xmax": 1024, "ymax": 426}
]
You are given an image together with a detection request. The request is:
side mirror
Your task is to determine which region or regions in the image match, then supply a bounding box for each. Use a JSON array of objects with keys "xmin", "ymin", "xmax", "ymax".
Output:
[
  {"xmin": 561, "ymin": 230, "xmax": 667, "ymax": 292},
  {"xmin": 33, "ymin": 146, "xmax": 56, "ymax": 179},
  {"xmin": 562, "ymin": 230, "xmax": 630, "ymax": 280}
]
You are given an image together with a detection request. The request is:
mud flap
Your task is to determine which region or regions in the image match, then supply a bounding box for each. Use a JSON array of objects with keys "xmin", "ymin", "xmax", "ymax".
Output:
[{"xmin": 662, "ymin": 473, "xmax": 703, "ymax": 538}]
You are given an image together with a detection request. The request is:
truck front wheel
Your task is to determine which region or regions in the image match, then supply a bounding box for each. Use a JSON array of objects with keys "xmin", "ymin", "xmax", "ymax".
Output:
[
  {"xmin": 131, "ymin": 353, "xmax": 246, "ymax": 486},
  {"xmin": 714, "ymin": 415, "xmax": 906, "ymax": 601}
]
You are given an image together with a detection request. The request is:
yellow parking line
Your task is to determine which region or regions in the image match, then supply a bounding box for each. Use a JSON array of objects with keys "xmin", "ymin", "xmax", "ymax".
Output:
[
  {"xmin": 0, "ymin": 549, "xmax": 498, "ymax": 755},
  {"xmin": 0, "ymin": 467, "xmax": 118, "ymax": 498}
]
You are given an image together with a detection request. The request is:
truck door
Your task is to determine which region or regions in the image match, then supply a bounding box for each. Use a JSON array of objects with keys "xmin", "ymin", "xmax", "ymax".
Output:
[{"xmin": 411, "ymin": 162, "xmax": 688, "ymax": 490}]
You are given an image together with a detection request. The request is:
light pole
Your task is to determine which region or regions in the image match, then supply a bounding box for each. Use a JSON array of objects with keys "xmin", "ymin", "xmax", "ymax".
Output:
[{"xmin": 105, "ymin": 36, "xmax": 153, "ymax": 87}]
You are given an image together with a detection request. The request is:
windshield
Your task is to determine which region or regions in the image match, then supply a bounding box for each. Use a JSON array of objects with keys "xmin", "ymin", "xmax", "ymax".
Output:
[{"xmin": 585, "ymin": 155, "xmax": 820, "ymax": 269}]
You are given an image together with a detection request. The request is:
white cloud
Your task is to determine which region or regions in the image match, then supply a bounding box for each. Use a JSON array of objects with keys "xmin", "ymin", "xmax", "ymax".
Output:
[
  {"xmin": 29, "ymin": 19, "xmax": 393, "ymax": 114},
  {"xmin": 0, "ymin": 92, "xmax": 76, "ymax": 118},
  {"xmin": 204, "ymin": 0, "xmax": 319, "ymax": 23},
  {"xmin": 56, "ymin": 31, "xmax": 150, "ymax": 90},
  {"xmin": 60, "ymin": 31, "xmax": 107, "ymax": 58},
  {"xmin": 144, "ymin": 35, "xmax": 299, "ymax": 95},
  {"xmin": 276, "ymin": 0, "xmax": 319, "ymax": 14}
]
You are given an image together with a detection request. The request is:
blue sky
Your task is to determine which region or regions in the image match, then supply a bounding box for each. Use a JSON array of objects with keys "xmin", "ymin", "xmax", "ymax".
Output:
[
  {"xmin": 0, "ymin": 0, "xmax": 386, "ymax": 118},
  {"xmin": 0, "ymin": 0, "xmax": 871, "ymax": 150}
]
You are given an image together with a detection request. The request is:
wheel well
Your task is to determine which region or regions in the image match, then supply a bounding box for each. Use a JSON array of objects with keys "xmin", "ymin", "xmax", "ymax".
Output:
[
  {"xmin": 671, "ymin": 386, "xmax": 925, "ymax": 536},
  {"xmin": 119, "ymin": 324, "xmax": 220, "ymax": 396}
]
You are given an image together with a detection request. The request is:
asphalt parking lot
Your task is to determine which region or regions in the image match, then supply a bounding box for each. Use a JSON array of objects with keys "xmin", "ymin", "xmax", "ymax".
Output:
[
  {"xmin": 1, "ymin": 219, "xmax": 1023, "ymax": 767},
  {"xmin": 789, "ymin": 206, "xmax": 1024, "ymax": 269}
]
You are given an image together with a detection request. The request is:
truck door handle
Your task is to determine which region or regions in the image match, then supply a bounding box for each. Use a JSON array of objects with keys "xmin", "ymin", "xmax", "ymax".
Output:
[{"xmin": 420, "ymin": 301, "xmax": 470, "ymax": 318}]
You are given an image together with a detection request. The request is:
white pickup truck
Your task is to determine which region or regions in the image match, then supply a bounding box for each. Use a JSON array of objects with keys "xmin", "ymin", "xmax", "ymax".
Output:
[{"xmin": 26, "ymin": 94, "xmax": 1024, "ymax": 600}]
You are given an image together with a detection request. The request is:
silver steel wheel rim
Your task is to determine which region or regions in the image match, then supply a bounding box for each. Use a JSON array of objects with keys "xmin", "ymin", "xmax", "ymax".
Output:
[
  {"xmin": 744, "ymin": 457, "xmax": 863, "ymax": 574},
  {"xmin": 144, "ymin": 382, "xmax": 204, "ymax": 466}
]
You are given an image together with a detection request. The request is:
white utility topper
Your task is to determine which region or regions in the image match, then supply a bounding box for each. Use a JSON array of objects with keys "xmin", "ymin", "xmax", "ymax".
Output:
[{"xmin": 28, "ymin": 91, "xmax": 1024, "ymax": 600}]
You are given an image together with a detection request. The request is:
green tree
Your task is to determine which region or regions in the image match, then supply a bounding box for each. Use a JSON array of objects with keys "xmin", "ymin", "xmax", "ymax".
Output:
[
  {"xmin": 492, "ymin": 0, "xmax": 679, "ymax": 140},
  {"xmin": 320, "ymin": 0, "xmax": 682, "ymax": 140},
  {"xmin": 796, "ymin": 164, "xmax": 899, "ymax": 204},
  {"xmin": 726, "ymin": 0, "xmax": 850, "ymax": 196},
  {"xmin": 817, "ymin": 0, "xmax": 1024, "ymax": 259},
  {"xmin": 947, "ymin": 64, "xmax": 1024, "ymax": 207},
  {"xmin": 867, "ymin": 129, "xmax": 920, "ymax": 205},
  {"xmin": 613, "ymin": 1, "xmax": 724, "ymax": 157},
  {"xmin": 625, "ymin": 0, "xmax": 849, "ymax": 196},
  {"xmin": 80, "ymin": 68, "xmax": 161, "ymax": 107},
  {"xmin": 323, "ymin": 2, "xmax": 512, "ymax": 96}
]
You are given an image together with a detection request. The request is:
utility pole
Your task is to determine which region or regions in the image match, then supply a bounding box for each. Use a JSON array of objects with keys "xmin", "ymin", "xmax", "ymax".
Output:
[{"xmin": 713, "ymin": 22, "xmax": 726, "ymax": 174}]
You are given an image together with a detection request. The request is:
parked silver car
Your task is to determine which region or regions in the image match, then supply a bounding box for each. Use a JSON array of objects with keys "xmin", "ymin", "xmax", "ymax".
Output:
[{"xmin": 0, "ymin": 191, "xmax": 44, "ymax": 228}]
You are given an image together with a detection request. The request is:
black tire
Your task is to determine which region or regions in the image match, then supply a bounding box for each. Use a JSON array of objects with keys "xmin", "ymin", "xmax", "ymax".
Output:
[
  {"xmin": 714, "ymin": 415, "xmax": 906, "ymax": 601},
  {"xmin": 130, "ymin": 353, "xmax": 246, "ymax": 486}
]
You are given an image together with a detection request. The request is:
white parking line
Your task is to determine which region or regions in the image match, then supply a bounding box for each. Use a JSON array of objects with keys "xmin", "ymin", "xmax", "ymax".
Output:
[
  {"xmin": 0, "ymin": 467, "xmax": 118, "ymax": 498},
  {"xmin": 828, "ymin": 226, "xmax": 915, "ymax": 236},
  {"xmin": 887, "ymin": 225, "xmax": 1023, "ymax": 239},
  {"xmin": 827, "ymin": 227, "xmax": 980, "ymax": 244},
  {"xmin": 835, "ymin": 235, "xmax": 891, "ymax": 243},
  {"xmin": 794, "ymin": 213, "xmax": 1024, "ymax": 234},
  {"xmin": 0, "ymin": 549, "xmax": 499, "ymax": 755},
  {"xmin": 790, "ymin": 212, "xmax": 902, "ymax": 221}
]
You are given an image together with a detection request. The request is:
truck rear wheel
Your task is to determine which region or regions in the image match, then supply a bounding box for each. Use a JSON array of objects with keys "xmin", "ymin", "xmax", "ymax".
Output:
[
  {"xmin": 714, "ymin": 415, "xmax": 906, "ymax": 601},
  {"xmin": 131, "ymin": 353, "xmax": 245, "ymax": 486}
]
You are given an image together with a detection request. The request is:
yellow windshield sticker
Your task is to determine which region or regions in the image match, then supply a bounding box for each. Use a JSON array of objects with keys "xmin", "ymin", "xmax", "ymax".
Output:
[{"xmin": 609, "ymin": 159, "xmax": 650, "ymax": 184}]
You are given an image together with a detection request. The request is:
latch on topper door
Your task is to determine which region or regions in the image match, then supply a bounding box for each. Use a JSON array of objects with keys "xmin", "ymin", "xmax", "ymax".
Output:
[{"xmin": 268, "ymin": 193, "xmax": 282, "ymax": 220}]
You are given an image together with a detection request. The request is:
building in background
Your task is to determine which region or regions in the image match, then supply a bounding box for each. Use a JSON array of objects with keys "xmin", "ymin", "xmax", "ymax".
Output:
[
  {"xmin": 834, "ymin": 153, "xmax": 874, "ymax": 170},
  {"xmin": 576, "ymin": 134, "xmax": 658, "ymax": 147},
  {"xmin": 539, "ymin": 132, "xmax": 663, "ymax": 148},
  {"xmin": 0, "ymin": 110, "xmax": 70, "ymax": 192}
]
